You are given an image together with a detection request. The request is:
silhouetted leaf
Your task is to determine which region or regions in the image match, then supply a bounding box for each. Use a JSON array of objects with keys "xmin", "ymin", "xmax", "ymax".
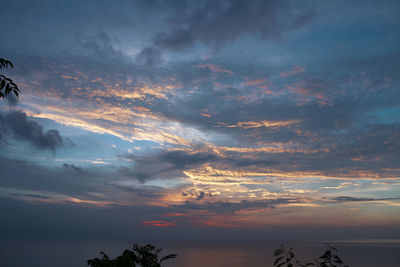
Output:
[
  {"xmin": 320, "ymin": 250, "xmax": 331, "ymax": 260},
  {"xmin": 333, "ymin": 255, "xmax": 344, "ymax": 264},
  {"xmin": 1, "ymin": 58, "xmax": 20, "ymax": 99},
  {"xmin": 274, "ymin": 256, "xmax": 284, "ymax": 266},
  {"xmin": 159, "ymin": 253, "xmax": 177, "ymax": 263},
  {"xmin": 289, "ymin": 251, "xmax": 295, "ymax": 259},
  {"xmin": 274, "ymin": 248, "xmax": 283, "ymax": 256}
]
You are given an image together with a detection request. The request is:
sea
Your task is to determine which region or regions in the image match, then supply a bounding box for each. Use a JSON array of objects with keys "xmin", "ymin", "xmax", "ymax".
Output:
[{"xmin": 1, "ymin": 239, "xmax": 399, "ymax": 267}]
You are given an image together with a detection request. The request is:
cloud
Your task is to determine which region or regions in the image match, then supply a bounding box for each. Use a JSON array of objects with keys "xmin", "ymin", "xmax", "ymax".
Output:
[
  {"xmin": 218, "ymin": 119, "xmax": 301, "ymax": 129},
  {"xmin": 172, "ymin": 198, "xmax": 294, "ymax": 214},
  {"xmin": 134, "ymin": 0, "xmax": 315, "ymax": 64},
  {"xmin": 1, "ymin": 0, "xmax": 400, "ymax": 244},
  {"xmin": 280, "ymin": 66, "xmax": 305, "ymax": 77},
  {"xmin": 142, "ymin": 220, "xmax": 176, "ymax": 227},
  {"xmin": 149, "ymin": 0, "xmax": 314, "ymax": 52},
  {"xmin": 246, "ymin": 79, "xmax": 267, "ymax": 86},
  {"xmin": 77, "ymin": 31, "xmax": 123, "ymax": 60},
  {"xmin": 136, "ymin": 47, "xmax": 162, "ymax": 66},
  {"xmin": 0, "ymin": 156, "xmax": 171, "ymax": 209},
  {"xmin": 63, "ymin": 163, "xmax": 84, "ymax": 173},
  {"xmin": 195, "ymin": 64, "xmax": 233, "ymax": 75},
  {"xmin": 0, "ymin": 157, "xmax": 96, "ymax": 196},
  {"xmin": 330, "ymin": 196, "xmax": 400, "ymax": 203},
  {"xmin": 0, "ymin": 110, "xmax": 65, "ymax": 151},
  {"xmin": 120, "ymin": 150, "xmax": 216, "ymax": 183},
  {"xmin": 4, "ymin": 93, "xmax": 18, "ymax": 106}
]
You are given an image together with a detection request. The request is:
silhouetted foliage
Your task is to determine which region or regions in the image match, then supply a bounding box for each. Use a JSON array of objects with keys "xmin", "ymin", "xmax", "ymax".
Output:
[
  {"xmin": 318, "ymin": 245, "xmax": 348, "ymax": 267},
  {"xmin": 273, "ymin": 244, "xmax": 349, "ymax": 267},
  {"xmin": 0, "ymin": 58, "xmax": 20, "ymax": 99},
  {"xmin": 87, "ymin": 244, "xmax": 177, "ymax": 267}
]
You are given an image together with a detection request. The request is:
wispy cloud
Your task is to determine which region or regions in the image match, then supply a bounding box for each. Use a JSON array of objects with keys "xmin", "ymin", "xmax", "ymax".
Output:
[
  {"xmin": 195, "ymin": 64, "xmax": 233, "ymax": 75},
  {"xmin": 143, "ymin": 220, "xmax": 177, "ymax": 227},
  {"xmin": 280, "ymin": 66, "xmax": 305, "ymax": 77},
  {"xmin": 218, "ymin": 120, "xmax": 301, "ymax": 129}
]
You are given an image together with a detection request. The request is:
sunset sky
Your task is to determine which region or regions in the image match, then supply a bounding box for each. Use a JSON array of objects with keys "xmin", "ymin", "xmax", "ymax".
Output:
[{"xmin": 1, "ymin": 0, "xmax": 399, "ymax": 241}]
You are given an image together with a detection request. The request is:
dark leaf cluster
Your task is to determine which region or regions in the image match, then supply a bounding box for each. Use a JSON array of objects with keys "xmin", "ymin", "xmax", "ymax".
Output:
[
  {"xmin": 87, "ymin": 244, "xmax": 177, "ymax": 267},
  {"xmin": 0, "ymin": 58, "xmax": 20, "ymax": 99},
  {"xmin": 273, "ymin": 245, "xmax": 349, "ymax": 267}
]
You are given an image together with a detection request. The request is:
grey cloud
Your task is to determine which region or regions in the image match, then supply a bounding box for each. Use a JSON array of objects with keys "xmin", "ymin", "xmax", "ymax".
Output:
[
  {"xmin": 4, "ymin": 93, "xmax": 18, "ymax": 106},
  {"xmin": 119, "ymin": 121, "xmax": 400, "ymax": 182},
  {"xmin": 172, "ymin": 198, "xmax": 295, "ymax": 214},
  {"xmin": 0, "ymin": 157, "xmax": 97, "ymax": 195},
  {"xmin": 137, "ymin": 0, "xmax": 314, "ymax": 63},
  {"xmin": 331, "ymin": 196, "xmax": 400, "ymax": 203},
  {"xmin": 0, "ymin": 156, "xmax": 172, "ymax": 209},
  {"xmin": 157, "ymin": 150, "xmax": 215, "ymax": 168},
  {"xmin": 120, "ymin": 148, "xmax": 279, "ymax": 184},
  {"xmin": 63, "ymin": 163, "xmax": 84, "ymax": 173},
  {"xmin": 136, "ymin": 47, "xmax": 162, "ymax": 66},
  {"xmin": 181, "ymin": 189, "xmax": 209, "ymax": 201},
  {"xmin": 151, "ymin": 0, "xmax": 314, "ymax": 51},
  {"xmin": 108, "ymin": 183, "xmax": 165, "ymax": 199},
  {"xmin": 78, "ymin": 32, "xmax": 123, "ymax": 59},
  {"xmin": 332, "ymin": 123, "xmax": 400, "ymax": 159},
  {"xmin": 196, "ymin": 191, "xmax": 205, "ymax": 200},
  {"xmin": 120, "ymin": 150, "xmax": 216, "ymax": 183},
  {"xmin": 0, "ymin": 110, "xmax": 64, "ymax": 151},
  {"xmin": 20, "ymin": 194, "xmax": 50, "ymax": 199}
]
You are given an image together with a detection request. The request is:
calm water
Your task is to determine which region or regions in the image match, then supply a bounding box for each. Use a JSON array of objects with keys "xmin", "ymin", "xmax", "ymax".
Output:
[{"xmin": 1, "ymin": 240, "xmax": 399, "ymax": 267}]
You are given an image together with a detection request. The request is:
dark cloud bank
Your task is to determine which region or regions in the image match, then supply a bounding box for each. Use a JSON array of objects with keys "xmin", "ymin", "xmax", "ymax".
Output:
[
  {"xmin": 138, "ymin": 0, "xmax": 314, "ymax": 64},
  {"xmin": 0, "ymin": 110, "xmax": 66, "ymax": 151}
]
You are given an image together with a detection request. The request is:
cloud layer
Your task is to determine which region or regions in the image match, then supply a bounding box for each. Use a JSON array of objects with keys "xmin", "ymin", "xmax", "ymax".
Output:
[{"xmin": 0, "ymin": 0, "xmax": 399, "ymax": 241}]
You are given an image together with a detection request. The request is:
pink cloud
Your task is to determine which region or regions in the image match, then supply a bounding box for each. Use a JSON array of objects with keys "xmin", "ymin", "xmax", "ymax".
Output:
[
  {"xmin": 280, "ymin": 66, "xmax": 305, "ymax": 77},
  {"xmin": 246, "ymin": 79, "xmax": 266, "ymax": 86},
  {"xmin": 200, "ymin": 112, "xmax": 212, "ymax": 117},
  {"xmin": 286, "ymin": 82, "xmax": 330, "ymax": 106},
  {"xmin": 195, "ymin": 64, "xmax": 233, "ymax": 75}
]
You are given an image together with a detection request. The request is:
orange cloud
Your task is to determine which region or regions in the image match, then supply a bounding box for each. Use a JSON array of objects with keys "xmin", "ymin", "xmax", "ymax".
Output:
[
  {"xmin": 142, "ymin": 221, "xmax": 177, "ymax": 227},
  {"xmin": 133, "ymin": 106, "xmax": 151, "ymax": 112},
  {"xmin": 61, "ymin": 75, "xmax": 77, "ymax": 80},
  {"xmin": 26, "ymin": 101, "xmax": 199, "ymax": 147},
  {"xmin": 208, "ymin": 143, "xmax": 328, "ymax": 155}
]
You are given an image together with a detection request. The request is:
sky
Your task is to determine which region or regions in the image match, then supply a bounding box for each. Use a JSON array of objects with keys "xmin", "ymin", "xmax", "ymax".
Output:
[{"xmin": 0, "ymin": 0, "xmax": 399, "ymax": 242}]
